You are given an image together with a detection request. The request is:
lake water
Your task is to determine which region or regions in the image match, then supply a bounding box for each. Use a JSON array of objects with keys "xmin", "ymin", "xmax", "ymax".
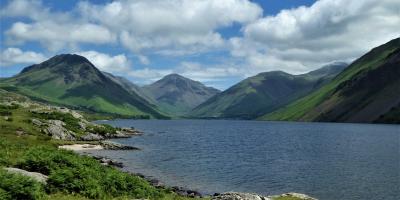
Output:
[{"xmin": 96, "ymin": 120, "xmax": 399, "ymax": 200}]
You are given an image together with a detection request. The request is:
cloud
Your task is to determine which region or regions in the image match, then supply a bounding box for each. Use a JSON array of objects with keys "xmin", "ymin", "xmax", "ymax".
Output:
[
  {"xmin": 2, "ymin": 0, "xmax": 116, "ymax": 51},
  {"xmin": 0, "ymin": 47, "xmax": 46, "ymax": 67},
  {"xmin": 233, "ymin": 0, "xmax": 400, "ymax": 74},
  {"xmin": 75, "ymin": 51, "xmax": 131, "ymax": 74},
  {"xmin": 77, "ymin": 0, "xmax": 263, "ymax": 55},
  {"xmin": 6, "ymin": 22, "xmax": 116, "ymax": 51}
]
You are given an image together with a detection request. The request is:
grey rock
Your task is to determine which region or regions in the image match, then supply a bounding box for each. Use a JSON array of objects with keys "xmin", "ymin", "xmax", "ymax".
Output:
[
  {"xmin": 31, "ymin": 118, "xmax": 43, "ymax": 126},
  {"xmin": 46, "ymin": 124, "xmax": 75, "ymax": 141},
  {"xmin": 212, "ymin": 192, "xmax": 270, "ymax": 200},
  {"xmin": 48, "ymin": 120, "xmax": 65, "ymax": 127},
  {"xmin": 100, "ymin": 141, "xmax": 140, "ymax": 150},
  {"xmin": 5, "ymin": 167, "xmax": 48, "ymax": 184},
  {"xmin": 80, "ymin": 132, "xmax": 104, "ymax": 141},
  {"xmin": 78, "ymin": 121, "xmax": 87, "ymax": 130},
  {"xmin": 268, "ymin": 193, "xmax": 317, "ymax": 200}
]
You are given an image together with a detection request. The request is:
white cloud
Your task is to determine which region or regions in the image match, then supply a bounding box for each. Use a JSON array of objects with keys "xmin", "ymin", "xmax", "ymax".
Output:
[
  {"xmin": 2, "ymin": 0, "xmax": 116, "ymax": 51},
  {"xmin": 234, "ymin": 0, "xmax": 400, "ymax": 74},
  {"xmin": 75, "ymin": 51, "xmax": 131, "ymax": 74},
  {"xmin": 0, "ymin": 47, "xmax": 46, "ymax": 67},
  {"xmin": 78, "ymin": 0, "xmax": 262, "ymax": 55}
]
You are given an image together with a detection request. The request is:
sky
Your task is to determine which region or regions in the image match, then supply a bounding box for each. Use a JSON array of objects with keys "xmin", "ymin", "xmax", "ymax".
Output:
[{"xmin": 0, "ymin": 0, "xmax": 399, "ymax": 90}]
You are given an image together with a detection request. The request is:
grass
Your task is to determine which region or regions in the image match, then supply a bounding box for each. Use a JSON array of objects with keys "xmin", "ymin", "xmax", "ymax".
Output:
[{"xmin": 0, "ymin": 97, "xmax": 193, "ymax": 200}]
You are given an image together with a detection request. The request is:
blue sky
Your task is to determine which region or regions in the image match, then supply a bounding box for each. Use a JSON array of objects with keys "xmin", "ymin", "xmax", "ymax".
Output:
[{"xmin": 0, "ymin": 0, "xmax": 399, "ymax": 90}]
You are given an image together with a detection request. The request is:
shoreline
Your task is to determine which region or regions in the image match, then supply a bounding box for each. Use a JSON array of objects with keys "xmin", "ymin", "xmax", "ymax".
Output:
[{"xmin": 59, "ymin": 132, "xmax": 318, "ymax": 200}]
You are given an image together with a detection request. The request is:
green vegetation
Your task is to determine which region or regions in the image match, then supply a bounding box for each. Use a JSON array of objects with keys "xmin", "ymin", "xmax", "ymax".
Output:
[
  {"xmin": 262, "ymin": 37, "xmax": 400, "ymax": 123},
  {"xmin": 0, "ymin": 92, "xmax": 194, "ymax": 200},
  {"xmin": 191, "ymin": 63, "xmax": 346, "ymax": 119},
  {"xmin": 0, "ymin": 169, "xmax": 46, "ymax": 200}
]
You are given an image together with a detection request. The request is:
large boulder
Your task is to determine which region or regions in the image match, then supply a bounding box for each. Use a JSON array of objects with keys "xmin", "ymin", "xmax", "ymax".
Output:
[
  {"xmin": 45, "ymin": 120, "xmax": 76, "ymax": 141},
  {"xmin": 212, "ymin": 192, "xmax": 270, "ymax": 200},
  {"xmin": 4, "ymin": 167, "xmax": 48, "ymax": 184}
]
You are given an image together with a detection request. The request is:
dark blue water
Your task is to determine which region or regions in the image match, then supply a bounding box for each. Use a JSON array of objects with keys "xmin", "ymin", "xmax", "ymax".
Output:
[{"xmin": 97, "ymin": 120, "xmax": 399, "ymax": 200}]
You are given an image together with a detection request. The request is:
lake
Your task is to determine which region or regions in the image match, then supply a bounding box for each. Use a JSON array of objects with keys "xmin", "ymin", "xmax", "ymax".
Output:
[{"xmin": 96, "ymin": 120, "xmax": 399, "ymax": 200}]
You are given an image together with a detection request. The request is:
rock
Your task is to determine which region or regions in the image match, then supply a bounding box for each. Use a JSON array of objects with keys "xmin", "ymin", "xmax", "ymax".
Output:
[
  {"xmin": 269, "ymin": 193, "xmax": 317, "ymax": 200},
  {"xmin": 15, "ymin": 128, "xmax": 25, "ymax": 136},
  {"xmin": 80, "ymin": 132, "xmax": 104, "ymax": 141},
  {"xmin": 91, "ymin": 156, "xmax": 124, "ymax": 168},
  {"xmin": 48, "ymin": 120, "xmax": 65, "ymax": 127},
  {"xmin": 100, "ymin": 141, "xmax": 140, "ymax": 150},
  {"xmin": 46, "ymin": 124, "xmax": 75, "ymax": 141},
  {"xmin": 78, "ymin": 121, "xmax": 87, "ymax": 130},
  {"xmin": 5, "ymin": 167, "xmax": 48, "ymax": 184},
  {"xmin": 212, "ymin": 192, "xmax": 270, "ymax": 200},
  {"xmin": 31, "ymin": 118, "xmax": 43, "ymax": 126},
  {"xmin": 171, "ymin": 186, "xmax": 202, "ymax": 198}
]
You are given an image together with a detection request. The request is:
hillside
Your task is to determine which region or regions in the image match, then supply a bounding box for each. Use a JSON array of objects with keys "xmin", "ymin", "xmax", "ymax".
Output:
[
  {"xmin": 190, "ymin": 62, "xmax": 347, "ymax": 119},
  {"xmin": 0, "ymin": 54, "xmax": 166, "ymax": 118},
  {"xmin": 142, "ymin": 74, "xmax": 220, "ymax": 116},
  {"xmin": 263, "ymin": 38, "xmax": 400, "ymax": 123}
]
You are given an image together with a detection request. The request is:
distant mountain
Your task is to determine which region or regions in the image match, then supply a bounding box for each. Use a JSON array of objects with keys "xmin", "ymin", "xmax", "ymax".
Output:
[
  {"xmin": 190, "ymin": 62, "xmax": 347, "ymax": 119},
  {"xmin": 0, "ymin": 54, "xmax": 166, "ymax": 118},
  {"xmin": 263, "ymin": 37, "xmax": 400, "ymax": 123},
  {"xmin": 142, "ymin": 74, "xmax": 220, "ymax": 116},
  {"xmin": 102, "ymin": 72, "xmax": 154, "ymax": 103}
]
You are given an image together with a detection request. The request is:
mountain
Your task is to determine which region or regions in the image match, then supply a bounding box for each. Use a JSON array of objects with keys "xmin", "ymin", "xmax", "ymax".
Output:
[
  {"xmin": 0, "ymin": 54, "xmax": 166, "ymax": 118},
  {"xmin": 190, "ymin": 62, "xmax": 347, "ymax": 119},
  {"xmin": 102, "ymin": 72, "xmax": 154, "ymax": 103},
  {"xmin": 263, "ymin": 38, "xmax": 400, "ymax": 123},
  {"xmin": 142, "ymin": 74, "xmax": 220, "ymax": 116}
]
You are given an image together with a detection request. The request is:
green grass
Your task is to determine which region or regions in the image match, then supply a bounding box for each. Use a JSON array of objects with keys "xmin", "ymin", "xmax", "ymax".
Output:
[{"xmin": 0, "ymin": 97, "xmax": 191, "ymax": 200}]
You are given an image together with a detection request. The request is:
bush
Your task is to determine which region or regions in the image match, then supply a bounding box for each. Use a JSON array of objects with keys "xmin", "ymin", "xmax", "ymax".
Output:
[
  {"xmin": 0, "ymin": 169, "xmax": 45, "ymax": 200},
  {"xmin": 17, "ymin": 146, "xmax": 163, "ymax": 199},
  {"xmin": 0, "ymin": 110, "xmax": 12, "ymax": 116},
  {"xmin": 89, "ymin": 124, "xmax": 118, "ymax": 136}
]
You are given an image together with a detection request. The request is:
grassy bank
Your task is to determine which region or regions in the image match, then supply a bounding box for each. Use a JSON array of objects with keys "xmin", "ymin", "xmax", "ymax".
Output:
[{"xmin": 0, "ymin": 93, "xmax": 192, "ymax": 200}]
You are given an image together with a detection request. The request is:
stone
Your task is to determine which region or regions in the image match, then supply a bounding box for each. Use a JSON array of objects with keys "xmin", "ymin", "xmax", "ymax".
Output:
[
  {"xmin": 212, "ymin": 192, "xmax": 270, "ymax": 200},
  {"xmin": 48, "ymin": 120, "xmax": 65, "ymax": 127},
  {"xmin": 46, "ymin": 124, "xmax": 75, "ymax": 141},
  {"xmin": 5, "ymin": 167, "xmax": 48, "ymax": 184},
  {"xmin": 31, "ymin": 118, "xmax": 43, "ymax": 126},
  {"xmin": 78, "ymin": 121, "xmax": 87, "ymax": 130},
  {"xmin": 100, "ymin": 141, "xmax": 140, "ymax": 150},
  {"xmin": 80, "ymin": 132, "xmax": 104, "ymax": 141},
  {"xmin": 271, "ymin": 193, "xmax": 317, "ymax": 200}
]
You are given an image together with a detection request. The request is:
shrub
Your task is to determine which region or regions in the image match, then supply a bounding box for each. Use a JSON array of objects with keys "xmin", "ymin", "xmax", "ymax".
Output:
[
  {"xmin": 89, "ymin": 124, "xmax": 118, "ymax": 136},
  {"xmin": 17, "ymin": 146, "xmax": 163, "ymax": 199},
  {"xmin": 0, "ymin": 169, "xmax": 45, "ymax": 200}
]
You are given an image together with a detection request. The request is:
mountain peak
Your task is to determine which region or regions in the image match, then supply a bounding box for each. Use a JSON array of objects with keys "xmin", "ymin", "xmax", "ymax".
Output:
[
  {"xmin": 21, "ymin": 54, "xmax": 95, "ymax": 74},
  {"xmin": 163, "ymin": 73, "xmax": 187, "ymax": 80}
]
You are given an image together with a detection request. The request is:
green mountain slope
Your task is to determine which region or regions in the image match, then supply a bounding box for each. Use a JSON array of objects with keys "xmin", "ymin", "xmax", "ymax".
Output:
[
  {"xmin": 102, "ymin": 72, "xmax": 154, "ymax": 103},
  {"xmin": 142, "ymin": 74, "xmax": 220, "ymax": 116},
  {"xmin": 0, "ymin": 54, "xmax": 166, "ymax": 118},
  {"xmin": 263, "ymin": 37, "xmax": 400, "ymax": 123},
  {"xmin": 190, "ymin": 62, "xmax": 347, "ymax": 119}
]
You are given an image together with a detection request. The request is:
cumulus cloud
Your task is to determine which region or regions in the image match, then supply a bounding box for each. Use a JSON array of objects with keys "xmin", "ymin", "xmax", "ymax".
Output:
[
  {"xmin": 2, "ymin": 0, "xmax": 116, "ymax": 51},
  {"xmin": 78, "ymin": 0, "xmax": 262, "ymax": 56},
  {"xmin": 234, "ymin": 0, "xmax": 400, "ymax": 74},
  {"xmin": 75, "ymin": 51, "xmax": 131, "ymax": 74},
  {"xmin": 0, "ymin": 47, "xmax": 46, "ymax": 67}
]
